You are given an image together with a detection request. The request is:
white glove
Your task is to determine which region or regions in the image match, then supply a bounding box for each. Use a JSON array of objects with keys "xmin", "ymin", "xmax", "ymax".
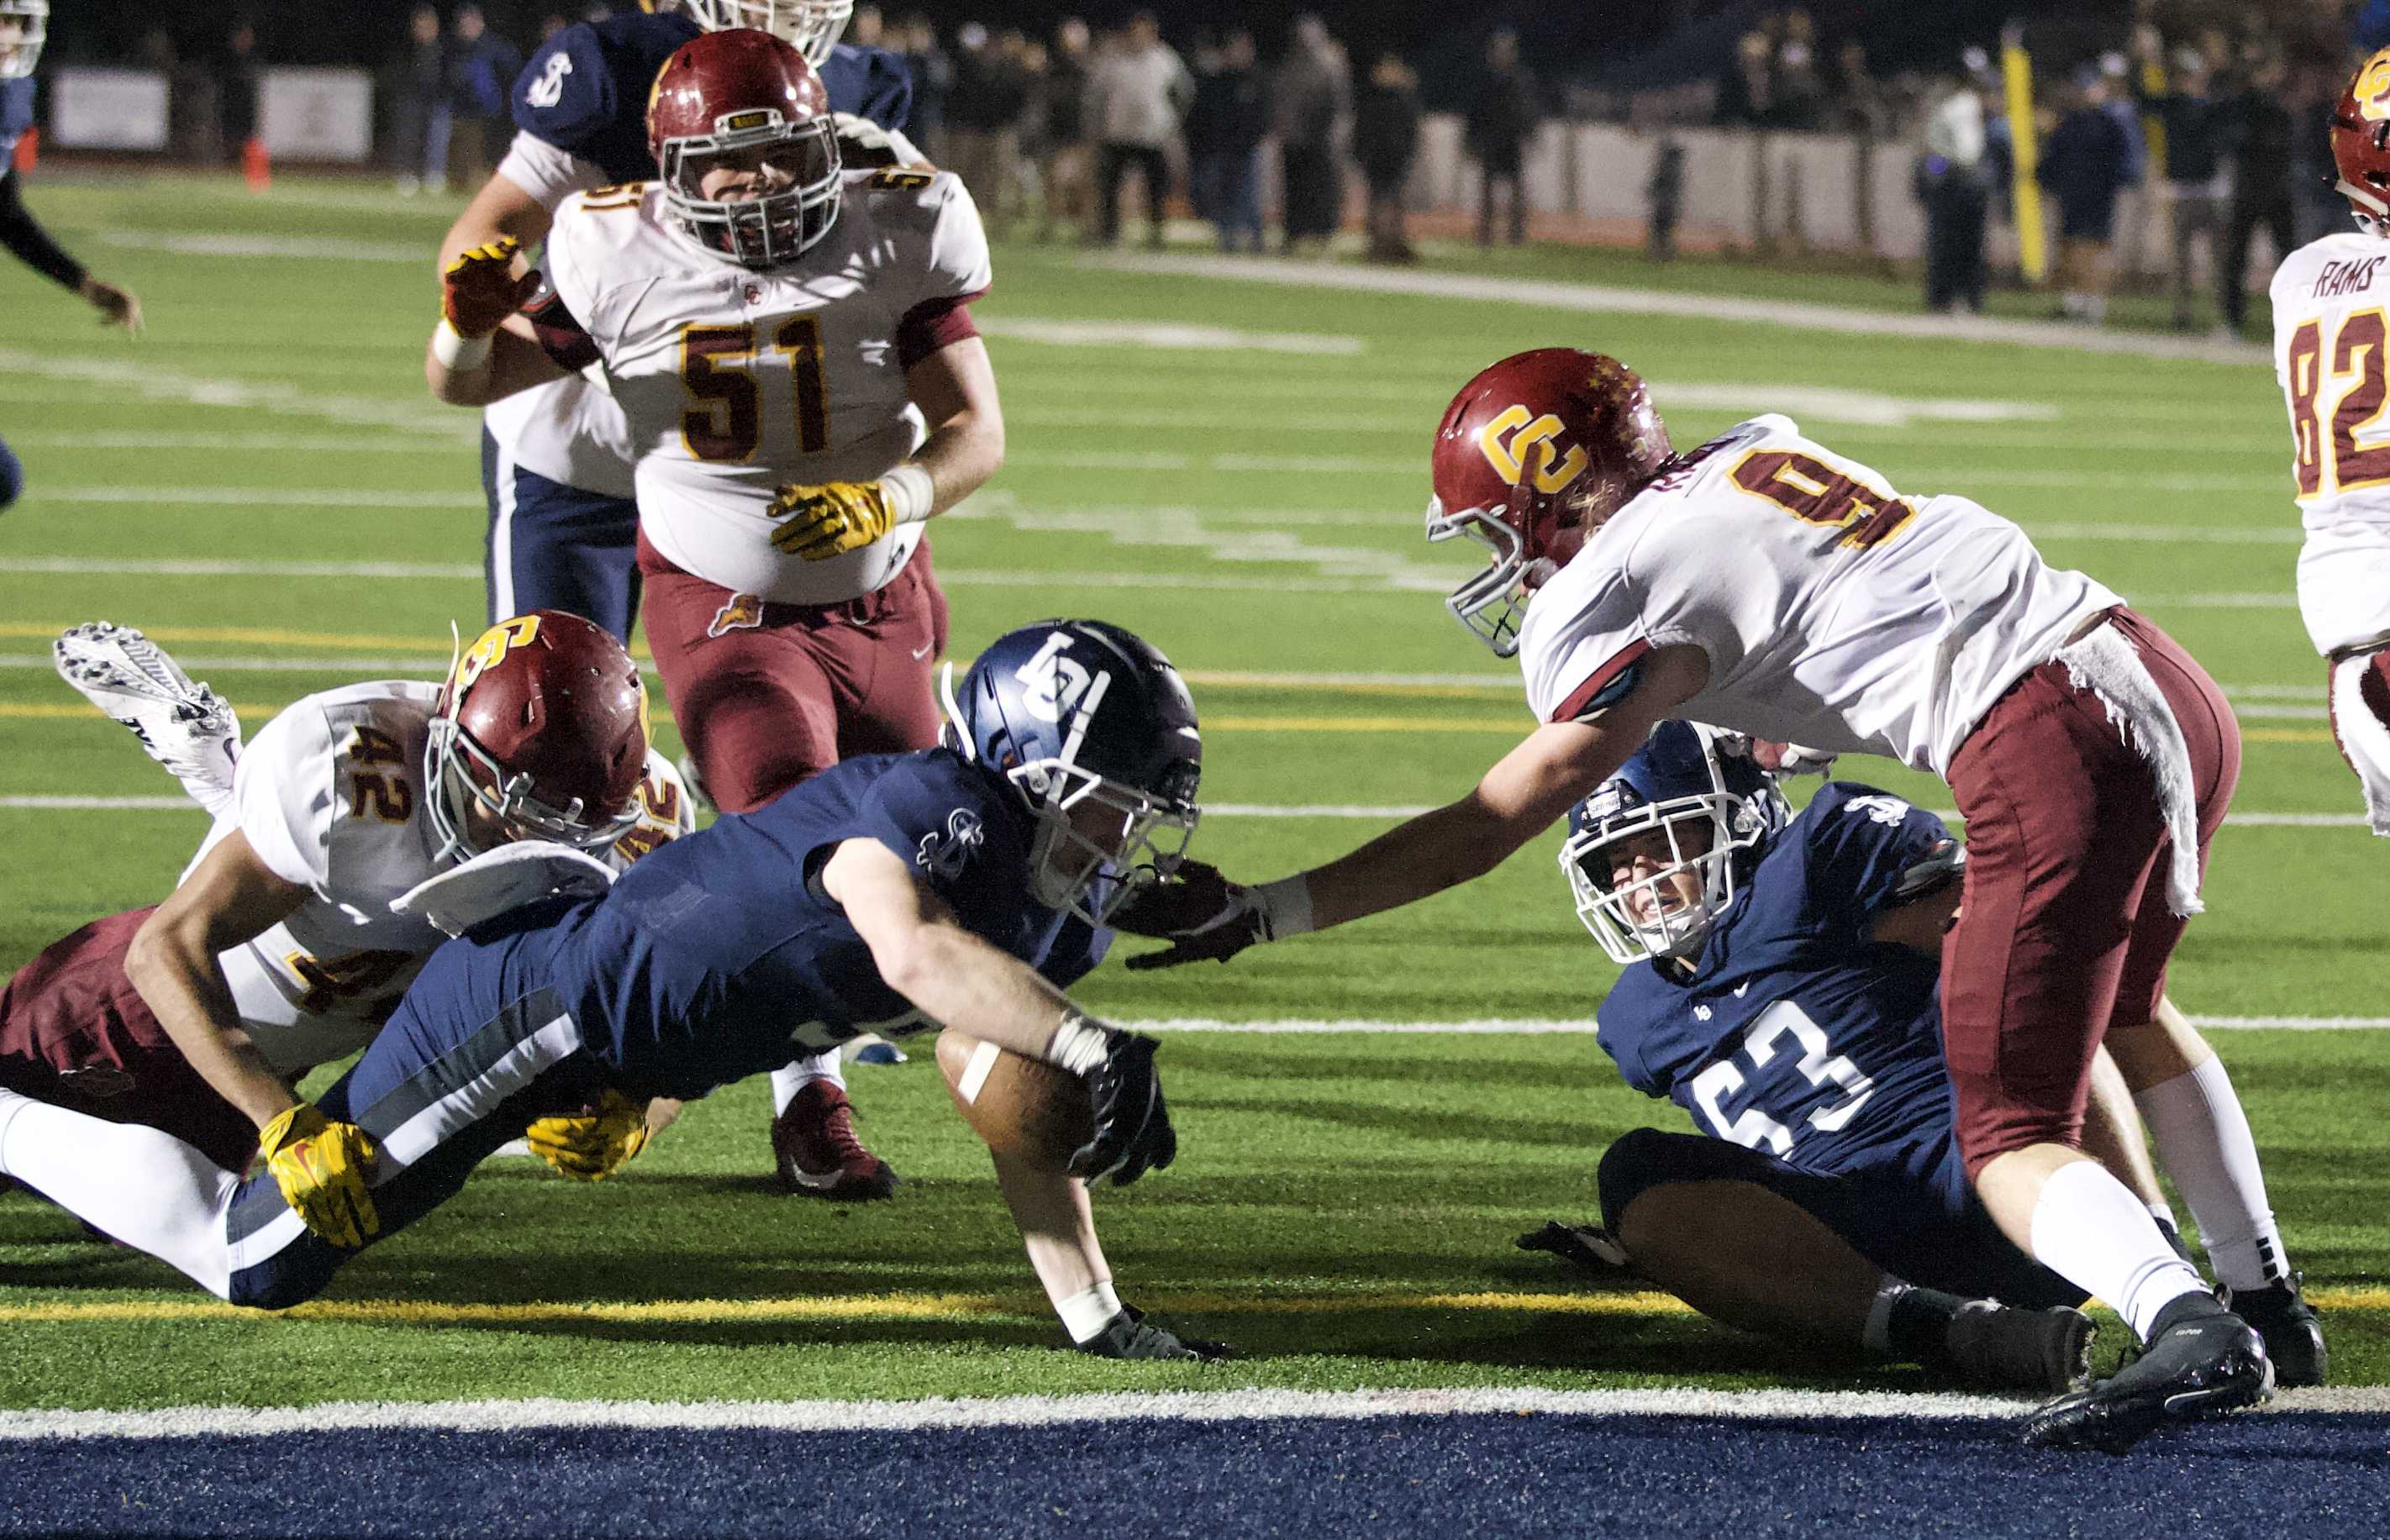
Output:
[{"xmin": 392, "ymin": 841, "xmax": 618, "ymax": 937}]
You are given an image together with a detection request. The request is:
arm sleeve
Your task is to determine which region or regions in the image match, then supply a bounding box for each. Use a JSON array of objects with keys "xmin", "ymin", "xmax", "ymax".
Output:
[
  {"xmin": 1796, "ymin": 785, "xmax": 1960, "ymax": 941},
  {"xmin": 0, "ymin": 167, "xmax": 86, "ymax": 291},
  {"xmin": 492, "ymin": 129, "xmax": 608, "ymax": 213},
  {"xmin": 229, "ymin": 703, "xmax": 340, "ymax": 893}
]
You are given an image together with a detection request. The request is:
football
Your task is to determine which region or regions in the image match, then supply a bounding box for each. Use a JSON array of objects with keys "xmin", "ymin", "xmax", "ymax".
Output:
[{"xmin": 934, "ymin": 1029, "xmax": 1095, "ymax": 1174}]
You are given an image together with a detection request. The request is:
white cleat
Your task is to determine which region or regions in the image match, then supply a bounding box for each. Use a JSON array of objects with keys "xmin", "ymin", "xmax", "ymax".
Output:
[{"xmin": 54, "ymin": 622, "xmax": 243, "ymax": 813}]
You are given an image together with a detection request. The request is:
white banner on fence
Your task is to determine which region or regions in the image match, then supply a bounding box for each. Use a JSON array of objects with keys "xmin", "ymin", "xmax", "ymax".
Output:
[
  {"xmin": 260, "ymin": 67, "xmax": 374, "ymax": 162},
  {"xmin": 47, "ymin": 68, "xmax": 169, "ymax": 150}
]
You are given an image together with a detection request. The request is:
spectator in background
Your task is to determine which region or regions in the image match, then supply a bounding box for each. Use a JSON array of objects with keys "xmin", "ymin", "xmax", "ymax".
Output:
[
  {"xmin": 1036, "ymin": 15, "xmax": 1092, "ymax": 242},
  {"xmin": 1715, "ymin": 27, "xmax": 1773, "ymax": 127},
  {"xmin": 2292, "ymin": 58, "xmax": 2350, "ymax": 247},
  {"xmin": 897, "ymin": 14, "xmax": 951, "ymax": 165},
  {"xmin": 946, "ymin": 21, "xmax": 1028, "ymax": 239},
  {"xmin": 2215, "ymin": 50, "xmax": 2295, "ymax": 338},
  {"xmin": 1645, "ymin": 132, "xmax": 1686, "ymax": 263},
  {"xmin": 1829, "ymin": 39, "xmax": 1890, "ymax": 262},
  {"xmin": 2132, "ymin": 30, "xmax": 2229, "ymax": 331},
  {"xmin": 540, "ymin": 13, "xmax": 571, "ymax": 44},
  {"xmin": 2097, "ymin": 52, "xmax": 2150, "ymax": 283},
  {"xmin": 1919, "ymin": 61, "xmax": 1992, "ymax": 313},
  {"xmin": 1277, "ymin": 13, "xmax": 1350, "ymax": 254},
  {"xmin": 1189, "ymin": 29, "xmax": 1270, "ymax": 254},
  {"xmin": 446, "ymin": 5, "xmax": 520, "ymax": 192},
  {"xmin": 1355, "ymin": 48, "xmax": 1420, "ymax": 264},
  {"xmin": 1465, "ymin": 29, "xmax": 1537, "ymax": 247},
  {"xmin": 216, "ymin": 18, "xmax": 261, "ymax": 168},
  {"xmin": 1087, "ymin": 10, "xmax": 1190, "ymax": 249},
  {"xmin": 394, "ymin": 3, "xmax": 448, "ymax": 196},
  {"xmin": 2036, "ymin": 72, "xmax": 2137, "ymax": 324},
  {"xmin": 850, "ymin": 3, "xmax": 883, "ymax": 47},
  {"xmin": 1771, "ymin": 8, "xmax": 1824, "ymax": 130}
]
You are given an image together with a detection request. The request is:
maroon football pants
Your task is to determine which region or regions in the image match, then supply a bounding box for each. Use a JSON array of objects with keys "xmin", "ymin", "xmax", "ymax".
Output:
[
  {"xmin": 1940, "ymin": 607, "xmax": 2240, "ymax": 1176},
  {"xmin": 635, "ymin": 532, "xmax": 951, "ymax": 813},
  {"xmin": 0, "ymin": 907, "xmax": 261, "ymax": 1173}
]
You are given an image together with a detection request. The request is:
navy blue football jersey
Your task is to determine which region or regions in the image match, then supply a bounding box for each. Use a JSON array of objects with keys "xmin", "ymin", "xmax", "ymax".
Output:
[
  {"xmin": 540, "ymin": 749, "xmax": 1107, "ymax": 1100},
  {"xmin": 1594, "ymin": 782, "xmax": 1961, "ymax": 1180},
  {"xmin": 0, "ymin": 76, "xmax": 34, "ymax": 165},
  {"xmin": 513, "ymin": 15, "xmax": 911, "ymax": 186}
]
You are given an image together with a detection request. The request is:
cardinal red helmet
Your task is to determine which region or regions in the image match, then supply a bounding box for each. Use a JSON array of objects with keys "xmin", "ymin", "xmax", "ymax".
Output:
[
  {"xmin": 1425, "ymin": 349, "xmax": 1673, "ymax": 656},
  {"xmin": 647, "ymin": 28, "xmax": 841, "ymax": 268},
  {"xmin": 425, "ymin": 611, "xmax": 651, "ymax": 862},
  {"xmin": 2333, "ymin": 47, "xmax": 2390, "ymax": 232}
]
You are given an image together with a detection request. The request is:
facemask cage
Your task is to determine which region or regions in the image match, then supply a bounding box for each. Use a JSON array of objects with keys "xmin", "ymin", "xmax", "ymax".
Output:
[
  {"xmin": 659, "ymin": 109, "xmax": 841, "ymax": 268},
  {"xmin": 1558, "ymin": 740, "xmax": 1785, "ymax": 966},
  {"xmin": 0, "ymin": 0, "xmax": 47, "ymax": 79},
  {"xmin": 1425, "ymin": 494, "xmax": 1553, "ymax": 658},
  {"xmin": 676, "ymin": 0, "xmax": 852, "ymax": 66}
]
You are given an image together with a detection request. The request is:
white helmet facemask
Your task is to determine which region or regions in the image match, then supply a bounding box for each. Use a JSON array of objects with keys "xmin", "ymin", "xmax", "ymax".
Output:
[
  {"xmin": 0, "ymin": 0, "xmax": 47, "ymax": 80},
  {"xmin": 677, "ymin": 0, "xmax": 853, "ymax": 67}
]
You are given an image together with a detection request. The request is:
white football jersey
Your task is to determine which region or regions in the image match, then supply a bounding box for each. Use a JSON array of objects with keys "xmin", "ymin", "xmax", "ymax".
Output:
[
  {"xmin": 543, "ymin": 169, "xmax": 993, "ymax": 605},
  {"xmin": 2270, "ymin": 232, "xmax": 2390, "ymax": 655},
  {"xmin": 187, "ymin": 681, "xmax": 693, "ymax": 1077},
  {"xmin": 1518, "ymin": 415, "xmax": 2120, "ymax": 775}
]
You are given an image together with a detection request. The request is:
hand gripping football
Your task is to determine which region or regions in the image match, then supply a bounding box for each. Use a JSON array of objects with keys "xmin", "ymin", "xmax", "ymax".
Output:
[{"xmin": 934, "ymin": 1029, "xmax": 1095, "ymax": 1174}]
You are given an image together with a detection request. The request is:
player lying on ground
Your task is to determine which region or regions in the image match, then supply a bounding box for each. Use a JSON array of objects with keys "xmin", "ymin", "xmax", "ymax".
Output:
[
  {"xmin": 1130, "ymin": 350, "xmax": 2278, "ymax": 1451},
  {"xmin": 2, "ymin": 614, "xmax": 689, "ymax": 1176},
  {"xmin": 428, "ymin": 27, "xmax": 995, "ymax": 1202},
  {"xmin": 0, "ymin": 621, "xmax": 1223, "ymax": 1359},
  {"xmin": 2272, "ymin": 49, "xmax": 2390, "ymax": 836},
  {"xmin": 0, "ymin": 0, "xmax": 141, "ymax": 513},
  {"xmin": 1516, "ymin": 723, "xmax": 2323, "ymax": 1390}
]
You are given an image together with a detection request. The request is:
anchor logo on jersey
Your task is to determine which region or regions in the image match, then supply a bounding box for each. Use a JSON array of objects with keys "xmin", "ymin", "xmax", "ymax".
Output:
[{"xmin": 914, "ymin": 807, "xmax": 985, "ymax": 881}]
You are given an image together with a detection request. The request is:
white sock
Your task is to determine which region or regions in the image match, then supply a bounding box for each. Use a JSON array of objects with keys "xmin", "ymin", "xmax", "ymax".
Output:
[
  {"xmin": 2027, "ymin": 1158, "xmax": 2210, "ymax": 1341},
  {"xmin": 2134, "ymin": 1059, "xmax": 2289, "ymax": 1291},
  {"xmin": 0, "ymin": 1088, "xmax": 240, "ymax": 1299},
  {"xmin": 1861, "ymin": 1279, "xmax": 1907, "ymax": 1358},
  {"xmin": 769, "ymin": 1052, "xmax": 845, "ymax": 1116}
]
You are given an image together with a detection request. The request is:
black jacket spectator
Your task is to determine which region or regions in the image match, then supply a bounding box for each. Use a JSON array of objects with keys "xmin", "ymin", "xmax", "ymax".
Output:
[
  {"xmin": 1465, "ymin": 60, "xmax": 1539, "ymax": 176},
  {"xmin": 1354, "ymin": 66, "xmax": 1420, "ymax": 192},
  {"xmin": 2037, "ymin": 104, "xmax": 2135, "ymax": 236},
  {"xmin": 1187, "ymin": 53, "xmax": 1269, "ymax": 160}
]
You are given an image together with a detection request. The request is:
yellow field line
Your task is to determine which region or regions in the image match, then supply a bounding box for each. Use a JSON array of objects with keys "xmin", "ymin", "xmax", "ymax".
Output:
[{"xmin": 2, "ymin": 1285, "xmax": 2382, "ymax": 1327}]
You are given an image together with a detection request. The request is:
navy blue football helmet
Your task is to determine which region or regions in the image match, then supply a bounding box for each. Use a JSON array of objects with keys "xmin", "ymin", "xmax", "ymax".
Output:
[
  {"xmin": 1560, "ymin": 722, "xmax": 1789, "ymax": 964},
  {"xmin": 940, "ymin": 620, "xmax": 1203, "ymax": 925}
]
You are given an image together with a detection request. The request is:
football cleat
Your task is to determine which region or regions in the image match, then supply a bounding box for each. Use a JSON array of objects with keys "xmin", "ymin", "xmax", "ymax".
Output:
[
  {"xmin": 1515, "ymin": 1219, "xmax": 1635, "ymax": 1276},
  {"xmin": 771, "ymin": 1078, "xmax": 898, "ymax": 1201},
  {"xmin": 2019, "ymin": 1298, "xmax": 2272, "ymax": 1453},
  {"xmin": 54, "ymin": 622, "xmax": 241, "ymax": 813},
  {"xmin": 2227, "ymin": 1274, "xmax": 2328, "ymax": 1388},
  {"xmin": 1944, "ymin": 1301, "xmax": 2095, "ymax": 1395}
]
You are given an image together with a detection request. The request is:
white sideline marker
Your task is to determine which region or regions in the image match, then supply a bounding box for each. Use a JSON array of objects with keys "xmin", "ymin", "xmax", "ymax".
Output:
[{"xmin": 1, "ymin": 1384, "xmax": 2381, "ymax": 1443}]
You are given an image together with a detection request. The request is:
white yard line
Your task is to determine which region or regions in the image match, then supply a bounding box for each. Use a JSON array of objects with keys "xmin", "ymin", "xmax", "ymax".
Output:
[
  {"xmin": 1079, "ymin": 253, "xmax": 2278, "ymax": 366},
  {"xmin": 1, "ymin": 1383, "xmax": 2382, "ymax": 1441},
  {"xmin": 3, "ymin": 431, "xmax": 471, "ymax": 455},
  {"xmin": 96, "ymin": 230, "xmax": 424, "ymax": 262},
  {"xmin": 0, "ymin": 348, "xmax": 471, "ymax": 439},
  {"xmin": 980, "ymin": 317, "xmax": 1365, "ymax": 355}
]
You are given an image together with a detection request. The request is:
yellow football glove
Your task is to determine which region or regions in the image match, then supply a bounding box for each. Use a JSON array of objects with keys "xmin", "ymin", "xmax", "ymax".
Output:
[
  {"xmin": 257, "ymin": 1104, "xmax": 381, "ymax": 1250},
  {"xmin": 441, "ymin": 236, "xmax": 540, "ymax": 340},
  {"xmin": 769, "ymin": 481, "xmax": 897, "ymax": 561},
  {"xmin": 524, "ymin": 1089, "xmax": 652, "ymax": 1181}
]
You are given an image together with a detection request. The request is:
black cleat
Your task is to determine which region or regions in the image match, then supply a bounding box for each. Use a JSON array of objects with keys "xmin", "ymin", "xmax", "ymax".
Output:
[
  {"xmin": 2228, "ymin": 1274, "xmax": 2327, "ymax": 1389},
  {"xmin": 2020, "ymin": 1298, "xmax": 2272, "ymax": 1454}
]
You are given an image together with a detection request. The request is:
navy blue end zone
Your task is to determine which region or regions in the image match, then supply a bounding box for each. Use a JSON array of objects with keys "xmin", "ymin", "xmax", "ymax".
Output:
[{"xmin": 3, "ymin": 1408, "xmax": 2385, "ymax": 1538}]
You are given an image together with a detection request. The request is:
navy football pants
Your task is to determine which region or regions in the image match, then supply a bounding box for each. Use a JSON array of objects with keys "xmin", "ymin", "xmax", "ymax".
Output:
[
  {"xmin": 224, "ymin": 920, "xmax": 603, "ymax": 1308},
  {"xmin": 481, "ymin": 427, "xmax": 640, "ymax": 644}
]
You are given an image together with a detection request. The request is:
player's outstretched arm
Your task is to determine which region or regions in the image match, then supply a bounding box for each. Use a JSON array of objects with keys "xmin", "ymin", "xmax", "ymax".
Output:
[
  {"xmin": 122, "ymin": 831, "xmax": 313, "ymax": 1132},
  {"xmin": 1129, "ymin": 644, "xmax": 1709, "ymax": 970},
  {"xmin": 0, "ymin": 167, "xmax": 140, "ymax": 331},
  {"xmin": 823, "ymin": 836, "xmax": 1176, "ymax": 1185}
]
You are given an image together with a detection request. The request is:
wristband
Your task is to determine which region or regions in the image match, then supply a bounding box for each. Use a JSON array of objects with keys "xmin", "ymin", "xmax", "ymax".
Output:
[
  {"xmin": 1058, "ymin": 1280, "xmax": 1126, "ymax": 1343},
  {"xmin": 878, "ymin": 463, "xmax": 935, "ymax": 526},
  {"xmin": 1048, "ymin": 1009, "xmax": 1114, "ymax": 1076},
  {"xmin": 432, "ymin": 318, "xmax": 492, "ymax": 371},
  {"xmin": 1255, "ymin": 875, "xmax": 1315, "ymax": 939}
]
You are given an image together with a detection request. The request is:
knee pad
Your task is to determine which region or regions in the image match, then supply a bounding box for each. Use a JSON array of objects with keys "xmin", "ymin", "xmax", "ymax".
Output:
[{"xmin": 2329, "ymin": 649, "xmax": 2390, "ymax": 833}]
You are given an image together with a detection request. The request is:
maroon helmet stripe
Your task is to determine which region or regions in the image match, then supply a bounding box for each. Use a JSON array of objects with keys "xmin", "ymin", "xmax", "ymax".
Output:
[{"xmin": 1549, "ymin": 639, "xmax": 1652, "ymax": 724}]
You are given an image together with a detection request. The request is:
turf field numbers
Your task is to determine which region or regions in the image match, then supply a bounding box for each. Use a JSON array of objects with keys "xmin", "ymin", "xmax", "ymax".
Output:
[
  {"xmin": 678, "ymin": 318, "xmax": 831, "ymax": 463},
  {"xmin": 1689, "ymin": 1001, "xmax": 1877, "ymax": 1157}
]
